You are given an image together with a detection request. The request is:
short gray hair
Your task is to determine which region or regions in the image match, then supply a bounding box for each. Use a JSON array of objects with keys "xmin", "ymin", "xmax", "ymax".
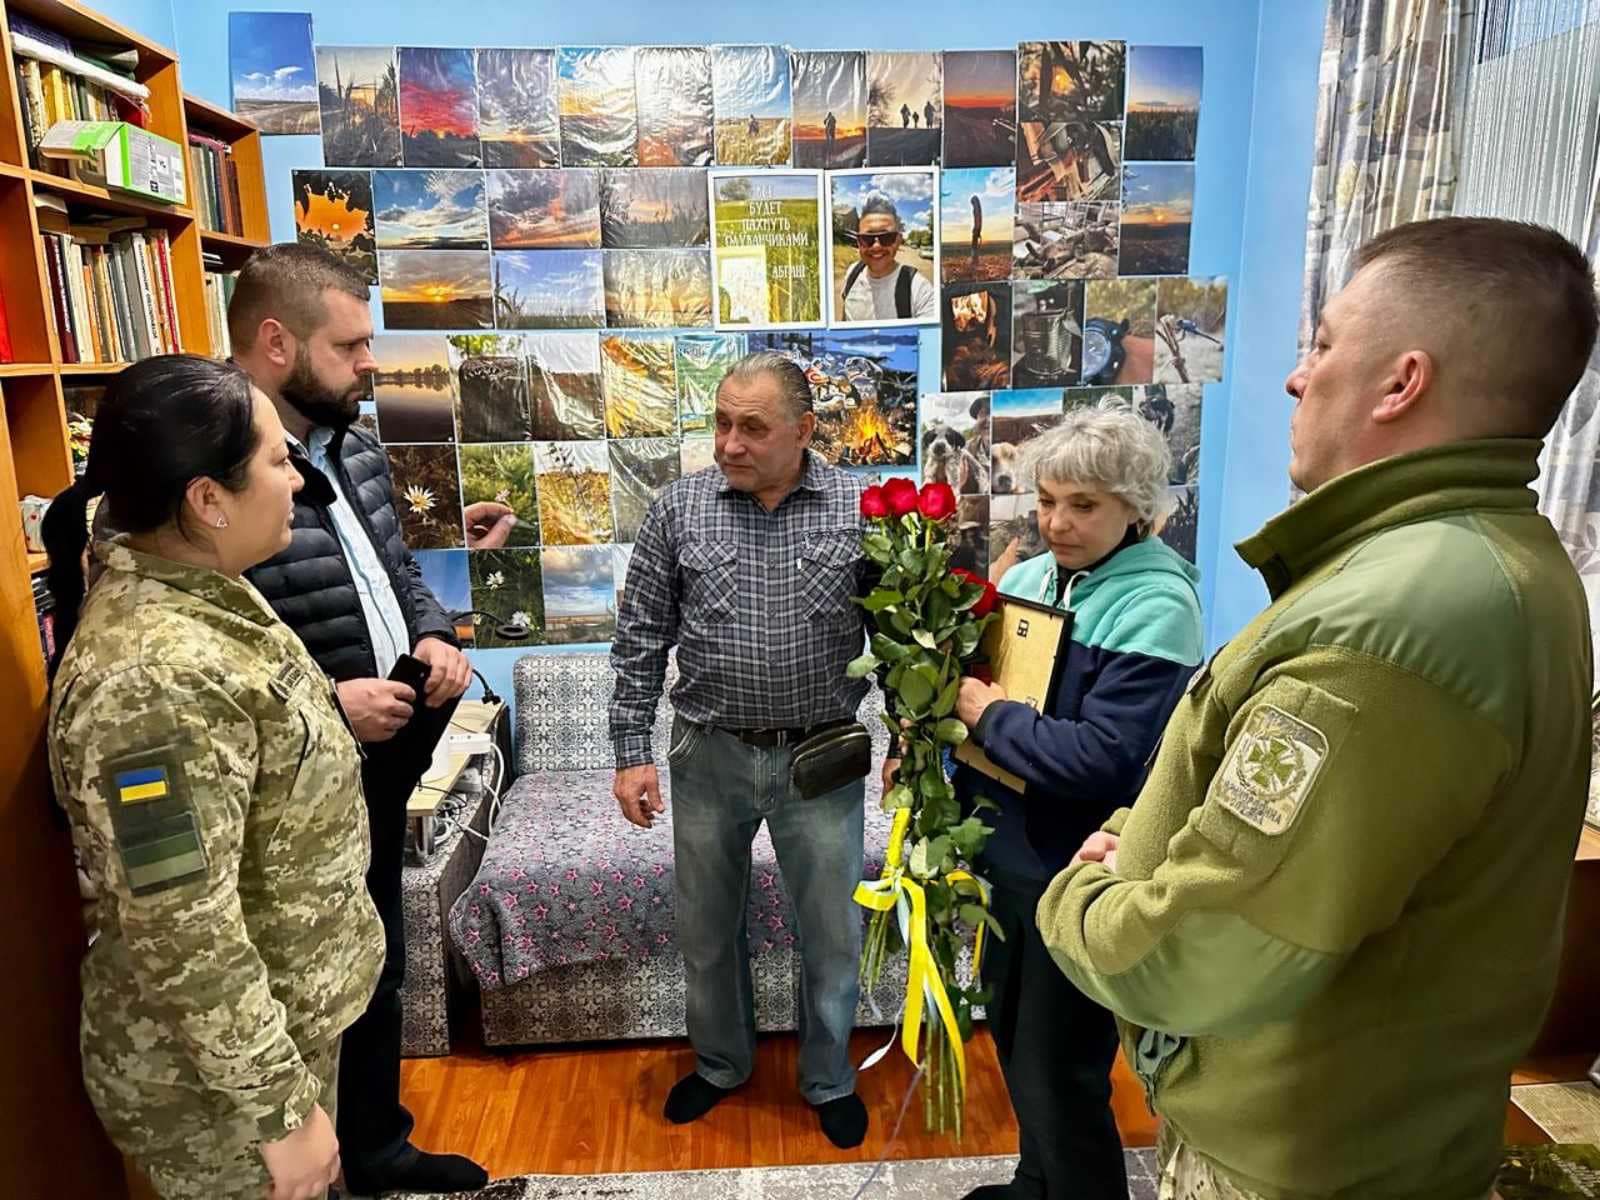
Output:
[
  {"xmin": 718, "ymin": 351, "xmax": 815, "ymax": 422},
  {"xmin": 859, "ymin": 192, "xmax": 903, "ymax": 233},
  {"xmin": 1024, "ymin": 399, "xmax": 1171, "ymax": 527}
]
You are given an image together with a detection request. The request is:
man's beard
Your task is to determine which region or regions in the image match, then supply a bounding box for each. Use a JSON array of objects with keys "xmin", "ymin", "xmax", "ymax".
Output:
[{"xmin": 280, "ymin": 348, "xmax": 363, "ymax": 430}]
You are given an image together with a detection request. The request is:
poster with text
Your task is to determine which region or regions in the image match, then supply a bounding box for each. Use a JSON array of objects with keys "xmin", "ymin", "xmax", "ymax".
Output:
[{"xmin": 709, "ymin": 170, "xmax": 825, "ymax": 330}]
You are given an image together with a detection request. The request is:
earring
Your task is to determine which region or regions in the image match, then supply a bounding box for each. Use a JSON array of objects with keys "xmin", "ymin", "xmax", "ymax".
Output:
[{"xmin": 215, "ymin": 516, "xmax": 229, "ymax": 529}]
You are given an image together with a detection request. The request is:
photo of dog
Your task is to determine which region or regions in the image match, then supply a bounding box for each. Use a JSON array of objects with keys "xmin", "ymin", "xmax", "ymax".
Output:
[
  {"xmin": 990, "ymin": 388, "xmax": 1066, "ymax": 495},
  {"xmin": 920, "ymin": 390, "xmax": 992, "ymax": 495}
]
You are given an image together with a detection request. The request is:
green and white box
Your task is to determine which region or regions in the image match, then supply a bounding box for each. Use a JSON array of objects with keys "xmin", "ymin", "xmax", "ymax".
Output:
[{"xmin": 37, "ymin": 121, "xmax": 187, "ymax": 206}]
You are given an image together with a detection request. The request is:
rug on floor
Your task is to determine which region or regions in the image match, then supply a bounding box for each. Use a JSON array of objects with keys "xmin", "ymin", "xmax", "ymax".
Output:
[{"xmin": 379, "ymin": 1149, "xmax": 1160, "ymax": 1199}]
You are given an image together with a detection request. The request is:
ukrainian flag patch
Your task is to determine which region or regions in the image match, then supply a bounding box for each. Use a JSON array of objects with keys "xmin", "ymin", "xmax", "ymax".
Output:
[{"xmin": 115, "ymin": 766, "xmax": 170, "ymax": 804}]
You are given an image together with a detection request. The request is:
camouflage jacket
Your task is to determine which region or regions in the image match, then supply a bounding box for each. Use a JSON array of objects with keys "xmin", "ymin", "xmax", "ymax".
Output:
[{"xmin": 49, "ymin": 541, "xmax": 384, "ymax": 1141}]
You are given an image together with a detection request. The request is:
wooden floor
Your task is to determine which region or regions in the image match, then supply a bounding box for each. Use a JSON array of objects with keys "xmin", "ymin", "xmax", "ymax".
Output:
[{"xmin": 400, "ymin": 1028, "xmax": 1158, "ymax": 1179}]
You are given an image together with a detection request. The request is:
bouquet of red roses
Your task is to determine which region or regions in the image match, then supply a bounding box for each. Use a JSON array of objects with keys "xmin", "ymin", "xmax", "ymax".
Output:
[{"xmin": 848, "ymin": 477, "xmax": 1002, "ymax": 1136}]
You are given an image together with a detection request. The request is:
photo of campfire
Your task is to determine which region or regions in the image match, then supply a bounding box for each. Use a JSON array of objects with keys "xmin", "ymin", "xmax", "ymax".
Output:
[{"xmin": 747, "ymin": 327, "xmax": 917, "ymax": 466}]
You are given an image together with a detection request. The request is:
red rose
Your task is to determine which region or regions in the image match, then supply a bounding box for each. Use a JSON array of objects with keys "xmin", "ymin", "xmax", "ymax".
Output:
[
  {"xmin": 918, "ymin": 481, "xmax": 958, "ymax": 521},
  {"xmin": 860, "ymin": 485, "xmax": 888, "ymax": 519},
  {"xmin": 972, "ymin": 578, "xmax": 999, "ymax": 618},
  {"xmin": 970, "ymin": 664, "xmax": 994, "ymax": 685},
  {"xmin": 882, "ymin": 477, "xmax": 920, "ymax": 517},
  {"xmin": 951, "ymin": 567, "xmax": 1000, "ymax": 618}
]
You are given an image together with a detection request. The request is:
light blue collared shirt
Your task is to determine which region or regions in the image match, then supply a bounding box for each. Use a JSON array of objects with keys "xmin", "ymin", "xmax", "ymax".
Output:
[{"xmin": 293, "ymin": 428, "xmax": 411, "ymax": 679}]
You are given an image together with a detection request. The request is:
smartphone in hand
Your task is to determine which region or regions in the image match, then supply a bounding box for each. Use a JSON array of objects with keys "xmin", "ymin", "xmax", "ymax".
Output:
[{"xmin": 388, "ymin": 652, "xmax": 431, "ymax": 701}]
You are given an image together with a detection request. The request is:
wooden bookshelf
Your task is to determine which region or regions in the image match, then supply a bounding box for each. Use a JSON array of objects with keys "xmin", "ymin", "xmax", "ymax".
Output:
[{"xmin": 0, "ymin": 2, "xmax": 269, "ymax": 1197}]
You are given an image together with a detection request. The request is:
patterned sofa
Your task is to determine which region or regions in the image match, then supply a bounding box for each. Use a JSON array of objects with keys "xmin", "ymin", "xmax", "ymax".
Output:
[{"xmin": 448, "ymin": 652, "xmax": 909, "ymax": 1046}]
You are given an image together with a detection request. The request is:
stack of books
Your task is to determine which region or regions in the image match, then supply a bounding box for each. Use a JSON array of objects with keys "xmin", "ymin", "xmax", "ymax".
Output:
[
  {"xmin": 38, "ymin": 197, "xmax": 181, "ymax": 364},
  {"xmin": 189, "ymin": 134, "xmax": 243, "ymax": 236},
  {"xmin": 201, "ymin": 254, "xmax": 237, "ymax": 359},
  {"xmin": 9, "ymin": 15, "xmax": 144, "ymax": 168}
]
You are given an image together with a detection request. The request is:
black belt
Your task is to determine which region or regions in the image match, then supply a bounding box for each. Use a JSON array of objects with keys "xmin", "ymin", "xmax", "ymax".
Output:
[{"xmin": 727, "ymin": 724, "xmax": 827, "ymax": 748}]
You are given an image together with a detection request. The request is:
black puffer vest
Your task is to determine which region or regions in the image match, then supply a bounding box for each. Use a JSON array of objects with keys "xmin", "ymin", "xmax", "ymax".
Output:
[{"xmin": 244, "ymin": 424, "xmax": 456, "ymax": 682}]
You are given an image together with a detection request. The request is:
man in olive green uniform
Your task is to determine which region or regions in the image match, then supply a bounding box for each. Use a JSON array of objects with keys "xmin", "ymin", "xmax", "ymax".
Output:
[
  {"xmin": 50, "ymin": 541, "xmax": 384, "ymax": 1198},
  {"xmin": 1040, "ymin": 218, "xmax": 1599, "ymax": 1200}
]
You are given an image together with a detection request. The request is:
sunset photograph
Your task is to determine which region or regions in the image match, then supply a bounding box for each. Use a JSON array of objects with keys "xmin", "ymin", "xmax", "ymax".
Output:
[
  {"xmin": 599, "ymin": 168, "xmax": 709, "ymax": 248},
  {"xmin": 866, "ymin": 51, "xmax": 941, "ymax": 166},
  {"xmin": 635, "ymin": 45, "xmax": 714, "ymax": 166},
  {"xmin": 379, "ymin": 249, "xmax": 494, "ymax": 330},
  {"xmin": 712, "ymin": 44, "xmax": 792, "ymax": 166},
  {"xmin": 316, "ymin": 45, "xmax": 401, "ymax": 167},
  {"xmin": 293, "ymin": 170, "xmax": 378, "ymax": 283},
  {"xmin": 1126, "ymin": 45, "xmax": 1203, "ymax": 162},
  {"xmin": 942, "ymin": 49, "xmax": 1017, "ymax": 168},
  {"xmin": 940, "ymin": 167, "xmax": 1014, "ymax": 284},
  {"xmin": 1121, "ymin": 162, "xmax": 1195, "ymax": 274},
  {"xmin": 487, "ymin": 168, "xmax": 601, "ymax": 248},
  {"xmin": 477, "ymin": 47, "xmax": 560, "ymax": 168},
  {"xmin": 398, "ymin": 47, "xmax": 481, "ymax": 167},
  {"xmin": 791, "ymin": 50, "xmax": 866, "ymax": 168},
  {"xmin": 1019, "ymin": 40, "xmax": 1126, "ymax": 124},
  {"xmin": 373, "ymin": 170, "xmax": 488, "ymax": 250},
  {"xmin": 370, "ymin": 333, "xmax": 458, "ymax": 443},
  {"xmin": 493, "ymin": 249, "xmax": 606, "ymax": 329},
  {"xmin": 557, "ymin": 46, "xmax": 639, "ymax": 168}
]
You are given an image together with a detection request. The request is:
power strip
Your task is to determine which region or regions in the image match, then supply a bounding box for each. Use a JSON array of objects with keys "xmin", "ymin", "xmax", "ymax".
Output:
[{"xmin": 448, "ymin": 731, "xmax": 494, "ymax": 756}]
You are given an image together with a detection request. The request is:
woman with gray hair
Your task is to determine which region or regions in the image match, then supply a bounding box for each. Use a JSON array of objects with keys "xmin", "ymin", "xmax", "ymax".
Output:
[{"xmin": 952, "ymin": 400, "xmax": 1203, "ymax": 1200}]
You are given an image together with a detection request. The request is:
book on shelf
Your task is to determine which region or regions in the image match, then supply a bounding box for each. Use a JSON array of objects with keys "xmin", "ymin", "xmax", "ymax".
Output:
[
  {"xmin": 188, "ymin": 133, "xmax": 243, "ymax": 236},
  {"xmin": 38, "ymin": 203, "xmax": 182, "ymax": 364},
  {"xmin": 202, "ymin": 265, "xmax": 236, "ymax": 360},
  {"xmin": 10, "ymin": 15, "xmax": 146, "ymax": 170}
]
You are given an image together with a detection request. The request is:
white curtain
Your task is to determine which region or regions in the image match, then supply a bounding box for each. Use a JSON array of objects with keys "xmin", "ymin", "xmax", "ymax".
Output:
[{"xmin": 1454, "ymin": 1, "xmax": 1600, "ymax": 695}]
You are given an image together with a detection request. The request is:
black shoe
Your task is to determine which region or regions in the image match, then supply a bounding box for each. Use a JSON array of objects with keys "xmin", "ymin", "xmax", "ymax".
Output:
[
  {"xmin": 342, "ymin": 1144, "xmax": 489, "ymax": 1195},
  {"xmin": 664, "ymin": 1072, "xmax": 740, "ymax": 1123},
  {"xmin": 814, "ymin": 1092, "xmax": 869, "ymax": 1148},
  {"xmin": 960, "ymin": 1186, "xmax": 1025, "ymax": 1200}
]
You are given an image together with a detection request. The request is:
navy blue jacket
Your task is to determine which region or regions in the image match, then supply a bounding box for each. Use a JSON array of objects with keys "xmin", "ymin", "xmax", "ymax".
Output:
[{"xmin": 956, "ymin": 538, "xmax": 1204, "ymax": 881}]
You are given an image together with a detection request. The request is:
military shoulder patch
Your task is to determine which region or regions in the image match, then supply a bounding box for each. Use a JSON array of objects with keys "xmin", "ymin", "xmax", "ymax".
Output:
[
  {"xmin": 1214, "ymin": 704, "xmax": 1328, "ymax": 835},
  {"xmin": 100, "ymin": 746, "xmax": 209, "ymax": 896}
]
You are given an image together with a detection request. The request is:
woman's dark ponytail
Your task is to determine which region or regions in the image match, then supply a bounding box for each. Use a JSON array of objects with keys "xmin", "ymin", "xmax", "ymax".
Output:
[
  {"xmin": 41, "ymin": 354, "xmax": 256, "ymax": 680},
  {"xmin": 42, "ymin": 474, "xmax": 101, "ymax": 679}
]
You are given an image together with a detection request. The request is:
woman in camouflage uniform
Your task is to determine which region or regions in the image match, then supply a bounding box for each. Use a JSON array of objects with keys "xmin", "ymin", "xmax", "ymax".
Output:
[{"xmin": 43, "ymin": 356, "xmax": 385, "ymax": 1200}]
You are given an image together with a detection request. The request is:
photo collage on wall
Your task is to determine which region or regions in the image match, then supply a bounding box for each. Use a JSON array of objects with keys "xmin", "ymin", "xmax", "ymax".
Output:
[{"xmin": 243, "ymin": 27, "xmax": 1226, "ymax": 643}]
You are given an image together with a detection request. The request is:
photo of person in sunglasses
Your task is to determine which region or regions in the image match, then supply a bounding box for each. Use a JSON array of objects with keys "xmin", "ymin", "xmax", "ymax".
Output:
[{"xmin": 836, "ymin": 190, "xmax": 938, "ymax": 323}]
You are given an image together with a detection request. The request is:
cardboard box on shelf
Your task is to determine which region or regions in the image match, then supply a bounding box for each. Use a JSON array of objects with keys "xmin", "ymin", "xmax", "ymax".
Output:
[{"xmin": 37, "ymin": 121, "xmax": 187, "ymax": 206}]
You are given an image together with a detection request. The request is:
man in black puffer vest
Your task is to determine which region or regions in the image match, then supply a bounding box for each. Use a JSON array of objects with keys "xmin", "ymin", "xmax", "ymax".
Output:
[{"xmin": 227, "ymin": 245, "xmax": 488, "ymax": 1196}]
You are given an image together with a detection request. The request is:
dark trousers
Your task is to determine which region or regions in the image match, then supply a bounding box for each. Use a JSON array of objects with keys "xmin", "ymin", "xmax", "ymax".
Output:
[
  {"xmin": 336, "ymin": 696, "xmax": 458, "ymax": 1175},
  {"xmin": 985, "ymin": 871, "xmax": 1128, "ymax": 1200}
]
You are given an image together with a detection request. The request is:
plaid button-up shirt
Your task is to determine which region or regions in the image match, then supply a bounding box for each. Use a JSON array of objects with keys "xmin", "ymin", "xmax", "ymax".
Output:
[{"xmin": 609, "ymin": 451, "xmax": 871, "ymax": 767}]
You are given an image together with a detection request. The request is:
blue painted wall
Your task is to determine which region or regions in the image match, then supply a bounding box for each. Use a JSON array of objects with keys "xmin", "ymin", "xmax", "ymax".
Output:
[
  {"xmin": 94, "ymin": 0, "xmax": 173, "ymax": 50},
  {"xmin": 99, "ymin": 0, "xmax": 1328, "ymax": 698}
]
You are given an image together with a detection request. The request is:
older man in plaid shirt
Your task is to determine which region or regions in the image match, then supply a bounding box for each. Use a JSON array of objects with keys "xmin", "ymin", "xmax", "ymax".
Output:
[{"xmin": 610, "ymin": 351, "xmax": 879, "ymax": 1149}]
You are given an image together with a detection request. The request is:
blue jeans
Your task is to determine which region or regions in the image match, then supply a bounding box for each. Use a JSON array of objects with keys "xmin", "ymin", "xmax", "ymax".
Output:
[{"xmin": 668, "ymin": 717, "xmax": 865, "ymax": 1104}]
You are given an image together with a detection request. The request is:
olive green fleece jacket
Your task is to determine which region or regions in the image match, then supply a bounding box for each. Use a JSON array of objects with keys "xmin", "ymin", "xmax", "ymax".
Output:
[{"xmin": 1039, "ymin": 440, "xmax": 1592, "ymax": 1200}]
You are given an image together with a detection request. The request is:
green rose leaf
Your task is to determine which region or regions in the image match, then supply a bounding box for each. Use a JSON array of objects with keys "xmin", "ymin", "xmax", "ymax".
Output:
[
  {"xmin": 890, "ymin": 608, "xmax": 915, "ymax": 637},
  {"xmin": 925, "ymin": 834, "xmax": 952, "ymax": 871},
  {"xmin": 909, "ymin": 838, "xmax": 930, "ymax": 878},
  {"xmin": 862, "ymin": 589, "xmax": 904, "ymax": 613},
  {"xmin": 870, "ymin": 633, "xmax": 912, "ymax": 662},
  {"xmin": 936, "ymin": 718, "xmax": 969, "ymax": 745},
  {"xmin": 896, "ymin": 669, "xmax": 935, "ymax": 712},
  {"xmin": 960, "ymin": 904, "xmax": 1007, "ymax": 942},
  {"xmin": 885, "ymin": 783, "xmax": 913, "ymax": 810},
  {"xmin": 949, "ymin": 816, "xmax": 993, "ymax": 859},
  {"xmin": 912, "ymin": 629, "xmax": 938, "ymax": 651},
  {"xmin": 934, "ymin": 676, "xmax": 959, "ymax": 718},
  {"xmin": 955, "ymin": 623, "xmax": 982, "ymax": 657},
  {"xmin": 846, "ymin": 653, "xmax": 880, "ymax": 679},
  {"xmin": 927, "ymin": 589, "xmax": 952, "ymax": 629}
]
